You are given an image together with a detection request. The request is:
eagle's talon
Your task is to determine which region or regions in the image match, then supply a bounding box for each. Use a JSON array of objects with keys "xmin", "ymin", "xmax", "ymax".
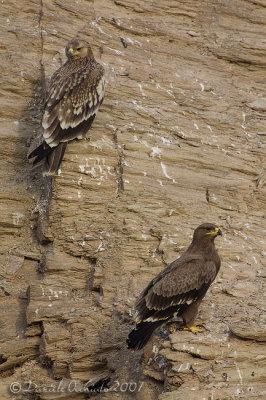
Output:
[{"xmin": 184, "ymin": 323, "xmax": 206, "ymax": 333}]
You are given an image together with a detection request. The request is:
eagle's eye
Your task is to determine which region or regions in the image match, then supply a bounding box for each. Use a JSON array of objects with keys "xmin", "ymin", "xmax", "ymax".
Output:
[
  {"xmin": 76, "ymin": 47, "xmax": 82, "ymax": 51},
  {"xmin": 206, "ymin": 227, "xmax": 212, "ymax": 232}
]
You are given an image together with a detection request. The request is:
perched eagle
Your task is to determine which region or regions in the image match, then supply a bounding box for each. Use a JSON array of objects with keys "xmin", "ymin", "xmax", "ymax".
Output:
[
  {"xmin": 127, "ymin": 223, "xmax": 222, "ymax": 350},
  {"xmin": 28, "ymin": 38, "xmax": 105, "ymax": 175}
]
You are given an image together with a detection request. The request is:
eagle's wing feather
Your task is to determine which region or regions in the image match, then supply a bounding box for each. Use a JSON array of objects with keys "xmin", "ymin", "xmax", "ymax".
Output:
[
  {"xmin": 135, "ymin": 258, "xmax": 217, "ymax": 322},
  {"xmin": 42, "ymin": 64, "xmax": 105, "ymax": 147},
  {"xmin": 46, "ymin": 68, "xmax": 86, "ymax": 107}
]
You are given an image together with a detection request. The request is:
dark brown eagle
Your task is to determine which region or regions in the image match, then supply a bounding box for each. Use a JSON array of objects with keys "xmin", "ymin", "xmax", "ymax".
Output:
[
  {"xmin": 28, "ymin": 38, "xmax": 105, "ymax": 175},
  {"xmin": 127, "ymin": 223, "xmax": 222, "ymax": 350}
]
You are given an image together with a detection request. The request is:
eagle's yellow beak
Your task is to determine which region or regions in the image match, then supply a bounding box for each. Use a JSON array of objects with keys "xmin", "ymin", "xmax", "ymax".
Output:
[
  {"xmin": 67, "ymin": 47, "xmax": 78, "ymax": 58},
  {"xmin": 206, "ymin": 227, "xmax": 222, "ymax": 236}
]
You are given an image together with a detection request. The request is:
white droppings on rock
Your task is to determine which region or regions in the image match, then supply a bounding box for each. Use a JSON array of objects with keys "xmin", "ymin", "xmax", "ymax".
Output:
[
  {"xmin": 235, "ymin": 363, "xmax": 243, "ymax": 385},
  {"xmin": 91, "ymin": 20, "xmax": 112, "ymax": 38},
  {"xmin": 97, "ymin": 241, "xmax": 104, "ymax": 252},
  {"xmin": 138, "ymin": 83, "xmax": 146, "ymax": 97},
  {"xmin": 150, "ymin": 146, "xmax": 162, "ymax": 158},
  {"xmin": 161, "ymin": 162, "xmax": 176, "ymax": 183},
  {"xmin": 161, "ymin": 137, "xmax": 172, "ymax": 145},
  {"xmin": 12, "ymin": 212, "xmax": 24, "ymax": 226},
  {"xmin": 106, "ymin": 47, "xmax": 125, "ymax": 56}
]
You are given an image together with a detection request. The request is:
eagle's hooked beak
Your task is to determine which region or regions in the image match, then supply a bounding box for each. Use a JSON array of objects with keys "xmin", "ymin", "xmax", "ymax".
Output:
[
  {"xmin": 67, "ymin": 47, "xmax": 77, "ymax": 58},
  {"xmin": 206, "ymin": 227, "xmax": 222, "ymax": 236}
]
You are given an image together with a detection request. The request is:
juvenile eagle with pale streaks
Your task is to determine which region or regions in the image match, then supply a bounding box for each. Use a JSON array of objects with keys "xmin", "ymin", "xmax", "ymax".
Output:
[
  {"xmin": 28, "ymin": 38, "xmax": 105, "ymax": 175},
  {"xmin": 127, "ymin": 223, "xmax": 222, "ymax": 350}
]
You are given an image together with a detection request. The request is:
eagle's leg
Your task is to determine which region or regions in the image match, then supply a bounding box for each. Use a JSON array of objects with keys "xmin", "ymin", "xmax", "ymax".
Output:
[
  {"xmin": 164, "ymin": 316, "xmax": 184, "ymax": 333},
  {"xmin": 181, "ymin": 299, "xmax": 206, "ymax": 333}
]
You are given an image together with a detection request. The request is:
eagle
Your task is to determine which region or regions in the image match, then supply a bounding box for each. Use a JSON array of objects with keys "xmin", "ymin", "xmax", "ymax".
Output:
[
  {"xmin": 127, "ymin": 223, "xmax": 222, "ymax": 350},
  {"xmin": 28, "ymin": 38, "xmax": 105, "ymax": 175}
]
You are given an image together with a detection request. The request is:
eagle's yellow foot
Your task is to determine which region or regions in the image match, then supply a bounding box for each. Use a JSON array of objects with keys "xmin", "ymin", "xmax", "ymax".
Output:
[{"xmin": 183, "ymin": 323, "xmax": 206, "ymax": 333}]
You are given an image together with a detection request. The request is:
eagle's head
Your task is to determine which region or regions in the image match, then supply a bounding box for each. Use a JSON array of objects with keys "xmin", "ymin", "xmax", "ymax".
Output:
[
  {"xmin": 65, "ymin": 38, "xmax": 93, "ymax": 59},
  {"xmin": 193, "ymin": 223, "xmax": 222, "ymax": 243}
]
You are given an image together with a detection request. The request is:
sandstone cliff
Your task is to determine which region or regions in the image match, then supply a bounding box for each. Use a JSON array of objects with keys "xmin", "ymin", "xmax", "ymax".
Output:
[{"xmin": 0, "ymin": 1, "xmax": 265, "ymax": 399}]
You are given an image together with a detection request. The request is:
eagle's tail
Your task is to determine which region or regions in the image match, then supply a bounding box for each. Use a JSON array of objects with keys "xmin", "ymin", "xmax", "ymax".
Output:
[
  {"xmin": 44, "ymin": 143, "xmax": 67, "ymax": 175},
  {"xmin": 28, "ymin": 142, "xmax": 53, "ymax": 163},
  {"xmin": 28, "ymin": 142, "xmax": 67, "ymax": 175},
  {"xmin": 127, "ymin": 320, "xmax": 165, "ymax": 350}
]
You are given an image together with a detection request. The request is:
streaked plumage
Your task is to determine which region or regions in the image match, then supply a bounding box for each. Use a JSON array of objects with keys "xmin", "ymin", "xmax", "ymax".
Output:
[
  {"xmin": 127, "ymin": 223, "xmax": 222, "ymax": 350},
  {"xmin": 28, "ymin": 38, "xmax": 105, "ymax": 175}
]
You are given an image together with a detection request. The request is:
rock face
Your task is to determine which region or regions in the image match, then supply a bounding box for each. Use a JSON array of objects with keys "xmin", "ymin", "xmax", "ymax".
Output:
[{"xmin": 0, "ymin": 0, "xmax": 265, "ymax": 399}]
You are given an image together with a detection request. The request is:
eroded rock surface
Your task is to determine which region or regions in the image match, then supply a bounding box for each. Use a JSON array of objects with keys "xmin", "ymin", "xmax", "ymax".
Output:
[{"xmin": 0, "ymin": 0, "xmax": 265, "ymax": 399}]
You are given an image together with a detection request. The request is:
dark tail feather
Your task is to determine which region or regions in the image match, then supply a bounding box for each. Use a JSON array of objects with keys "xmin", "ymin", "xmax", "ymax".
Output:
[
  {"xmin": 44, "ymin": 143, "xmax": 67, "ymax": 175},
  {"xmin": 28, "ymin": 142, "xmax": 67, "ymax": 175},
  {"xmin": 28, "ymin": 142, "xmax": 53, "ymax": 164},
  {"xmin": 127, "ymin": 320, "xmax": 165, "ymax": 350}
]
